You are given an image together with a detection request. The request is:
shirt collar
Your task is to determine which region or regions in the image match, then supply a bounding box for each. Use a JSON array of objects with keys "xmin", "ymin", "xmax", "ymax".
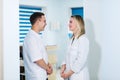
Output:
[{"xmin": 30, "ymin": 29, "xmax": 40, "ymax": 38}]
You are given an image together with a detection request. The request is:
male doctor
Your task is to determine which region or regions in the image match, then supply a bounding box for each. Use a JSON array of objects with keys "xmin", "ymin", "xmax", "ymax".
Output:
[{"xmin": 23, "ymin": 12, "xmax": 52, "ymax": 80}]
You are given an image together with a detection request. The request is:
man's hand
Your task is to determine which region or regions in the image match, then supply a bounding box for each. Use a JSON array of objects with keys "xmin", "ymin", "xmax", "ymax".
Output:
[
  {"xmin": 61, "ymin": 72, "xmax": 69, "ymax": 79},
  {"xmin": 60, "ymin": 64, "xmax": 66, "ymax": 77},
  {"xmin": 46, "ymin": 63, "xmax": 53, "ymax": 75}
]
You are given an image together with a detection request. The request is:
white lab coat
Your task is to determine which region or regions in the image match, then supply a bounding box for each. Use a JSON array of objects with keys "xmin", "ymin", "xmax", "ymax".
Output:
[{"xmin": 63, "ymin": 34, "xmax": 89, "ymax": 80}]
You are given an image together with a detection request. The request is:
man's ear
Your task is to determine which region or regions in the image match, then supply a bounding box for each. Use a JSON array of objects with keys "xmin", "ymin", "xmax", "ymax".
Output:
[{"xmin": 36, "ymin": 18, "xmax": 41, "ymax": 24}]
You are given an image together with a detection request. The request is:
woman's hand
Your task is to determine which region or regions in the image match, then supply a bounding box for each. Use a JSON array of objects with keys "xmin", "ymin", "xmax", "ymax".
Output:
[
  {"xmin": 60, "ymin": 64, "xmax": 66, "ymax": 76},
  {"xmin": 61, "ymin": 70, "xmax": 74, "ymax": 79}
]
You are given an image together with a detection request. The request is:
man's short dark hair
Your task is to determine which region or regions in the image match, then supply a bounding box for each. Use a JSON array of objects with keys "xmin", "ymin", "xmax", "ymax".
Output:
[{"xmin": 30, "ymin": 12, "xmax": 44, "ymax": 25}]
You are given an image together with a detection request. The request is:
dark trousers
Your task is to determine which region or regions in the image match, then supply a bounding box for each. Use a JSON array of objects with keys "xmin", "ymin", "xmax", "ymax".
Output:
[{"xmin": 46, "ymin": 78, "xmax": 48, "ymax": 80}]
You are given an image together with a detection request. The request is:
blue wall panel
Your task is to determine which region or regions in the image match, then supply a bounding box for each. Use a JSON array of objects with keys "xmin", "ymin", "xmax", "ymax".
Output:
[{"xmin": 72, "ymin": 7, "xmax": 83, "ymax": 17}]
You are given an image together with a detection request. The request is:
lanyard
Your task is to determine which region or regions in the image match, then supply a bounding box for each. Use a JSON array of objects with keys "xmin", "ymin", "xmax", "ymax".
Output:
[
  {"xmin": 68, "ymin": 77, "xmax": 70, "ymax": 80},
  {"xmin": 71, "ymin": 37, "xmax": 75, "ymax": 45}
]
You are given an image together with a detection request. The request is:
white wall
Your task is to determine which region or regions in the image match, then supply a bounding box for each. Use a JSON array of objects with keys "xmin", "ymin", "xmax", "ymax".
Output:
[
  {"xmin": 99, "ymin": 0, "xmax": 120, "ymax": 80},
  {"xmin": 0, "ymin": 0, "xmax": 3, "ymax": 80},
  {"xmin": 3, "ymin": 0, "xmax": 19, "ymax": 80},
  {"xmin": 85, "ymin": 0, "xmax": 120, "ymax": 80},
  {"xmin": 84, "ymin": 0, "xmax": 102, "ymax": 80}
]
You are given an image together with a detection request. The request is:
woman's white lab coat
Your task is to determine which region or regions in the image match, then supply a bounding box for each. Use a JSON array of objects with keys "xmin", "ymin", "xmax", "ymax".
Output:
[{"xmin": 64, "ymin": 34, "xmax": 89, "ymax": 80}]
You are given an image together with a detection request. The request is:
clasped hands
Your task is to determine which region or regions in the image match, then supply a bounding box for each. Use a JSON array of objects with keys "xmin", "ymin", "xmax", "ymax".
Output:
[
  {"xmin": 46, "ymin": 63, "xmax": 53, "ymax": 75},
  {"xmin": 60, "ymin": 65, "xmax": 74, "ymax": 79}
]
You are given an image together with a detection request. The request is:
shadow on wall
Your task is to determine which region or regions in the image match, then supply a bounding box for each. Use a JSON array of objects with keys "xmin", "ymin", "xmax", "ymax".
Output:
[{"xmin": 85, "ymin": 19, "xmax": 101, "ymax": 80}]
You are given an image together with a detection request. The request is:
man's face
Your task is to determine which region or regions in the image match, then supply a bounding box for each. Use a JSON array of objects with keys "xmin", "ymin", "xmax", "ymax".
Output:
[{"xmin": 39, "ymin": 15, "xmax": 46, "ymax": 31}]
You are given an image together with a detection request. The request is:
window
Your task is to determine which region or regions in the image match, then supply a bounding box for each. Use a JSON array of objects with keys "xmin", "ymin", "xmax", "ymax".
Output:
[
  {"xmin": 72, "ymin": 7, "xmax": 83, "ymax": 17},
  {"xmin": 19, "ymin": 5, "xmax": 42, "ymax": 45}
]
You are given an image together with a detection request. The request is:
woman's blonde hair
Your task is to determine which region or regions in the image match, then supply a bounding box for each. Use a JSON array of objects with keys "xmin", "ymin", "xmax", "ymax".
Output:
[{"xmin": 71, "ymin": 15, "xmax": 85, "ymax": 38}]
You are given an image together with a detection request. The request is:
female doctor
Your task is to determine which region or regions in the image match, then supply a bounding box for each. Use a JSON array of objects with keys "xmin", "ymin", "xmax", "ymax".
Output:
[{"xmin": 61, "ymin": 15, "xmax": 89, "ymax": 80}]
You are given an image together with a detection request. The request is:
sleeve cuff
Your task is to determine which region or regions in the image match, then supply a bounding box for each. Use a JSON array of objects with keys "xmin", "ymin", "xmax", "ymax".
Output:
[{"xmin": 61, "ymin": 61, "xmax": 66, "ymax": 66}]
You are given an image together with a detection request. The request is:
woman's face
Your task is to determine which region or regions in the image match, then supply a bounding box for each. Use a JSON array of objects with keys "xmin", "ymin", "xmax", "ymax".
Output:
[{"xmin": 69, "ymin": 17, "xmax": 77, "ymax": 32}]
